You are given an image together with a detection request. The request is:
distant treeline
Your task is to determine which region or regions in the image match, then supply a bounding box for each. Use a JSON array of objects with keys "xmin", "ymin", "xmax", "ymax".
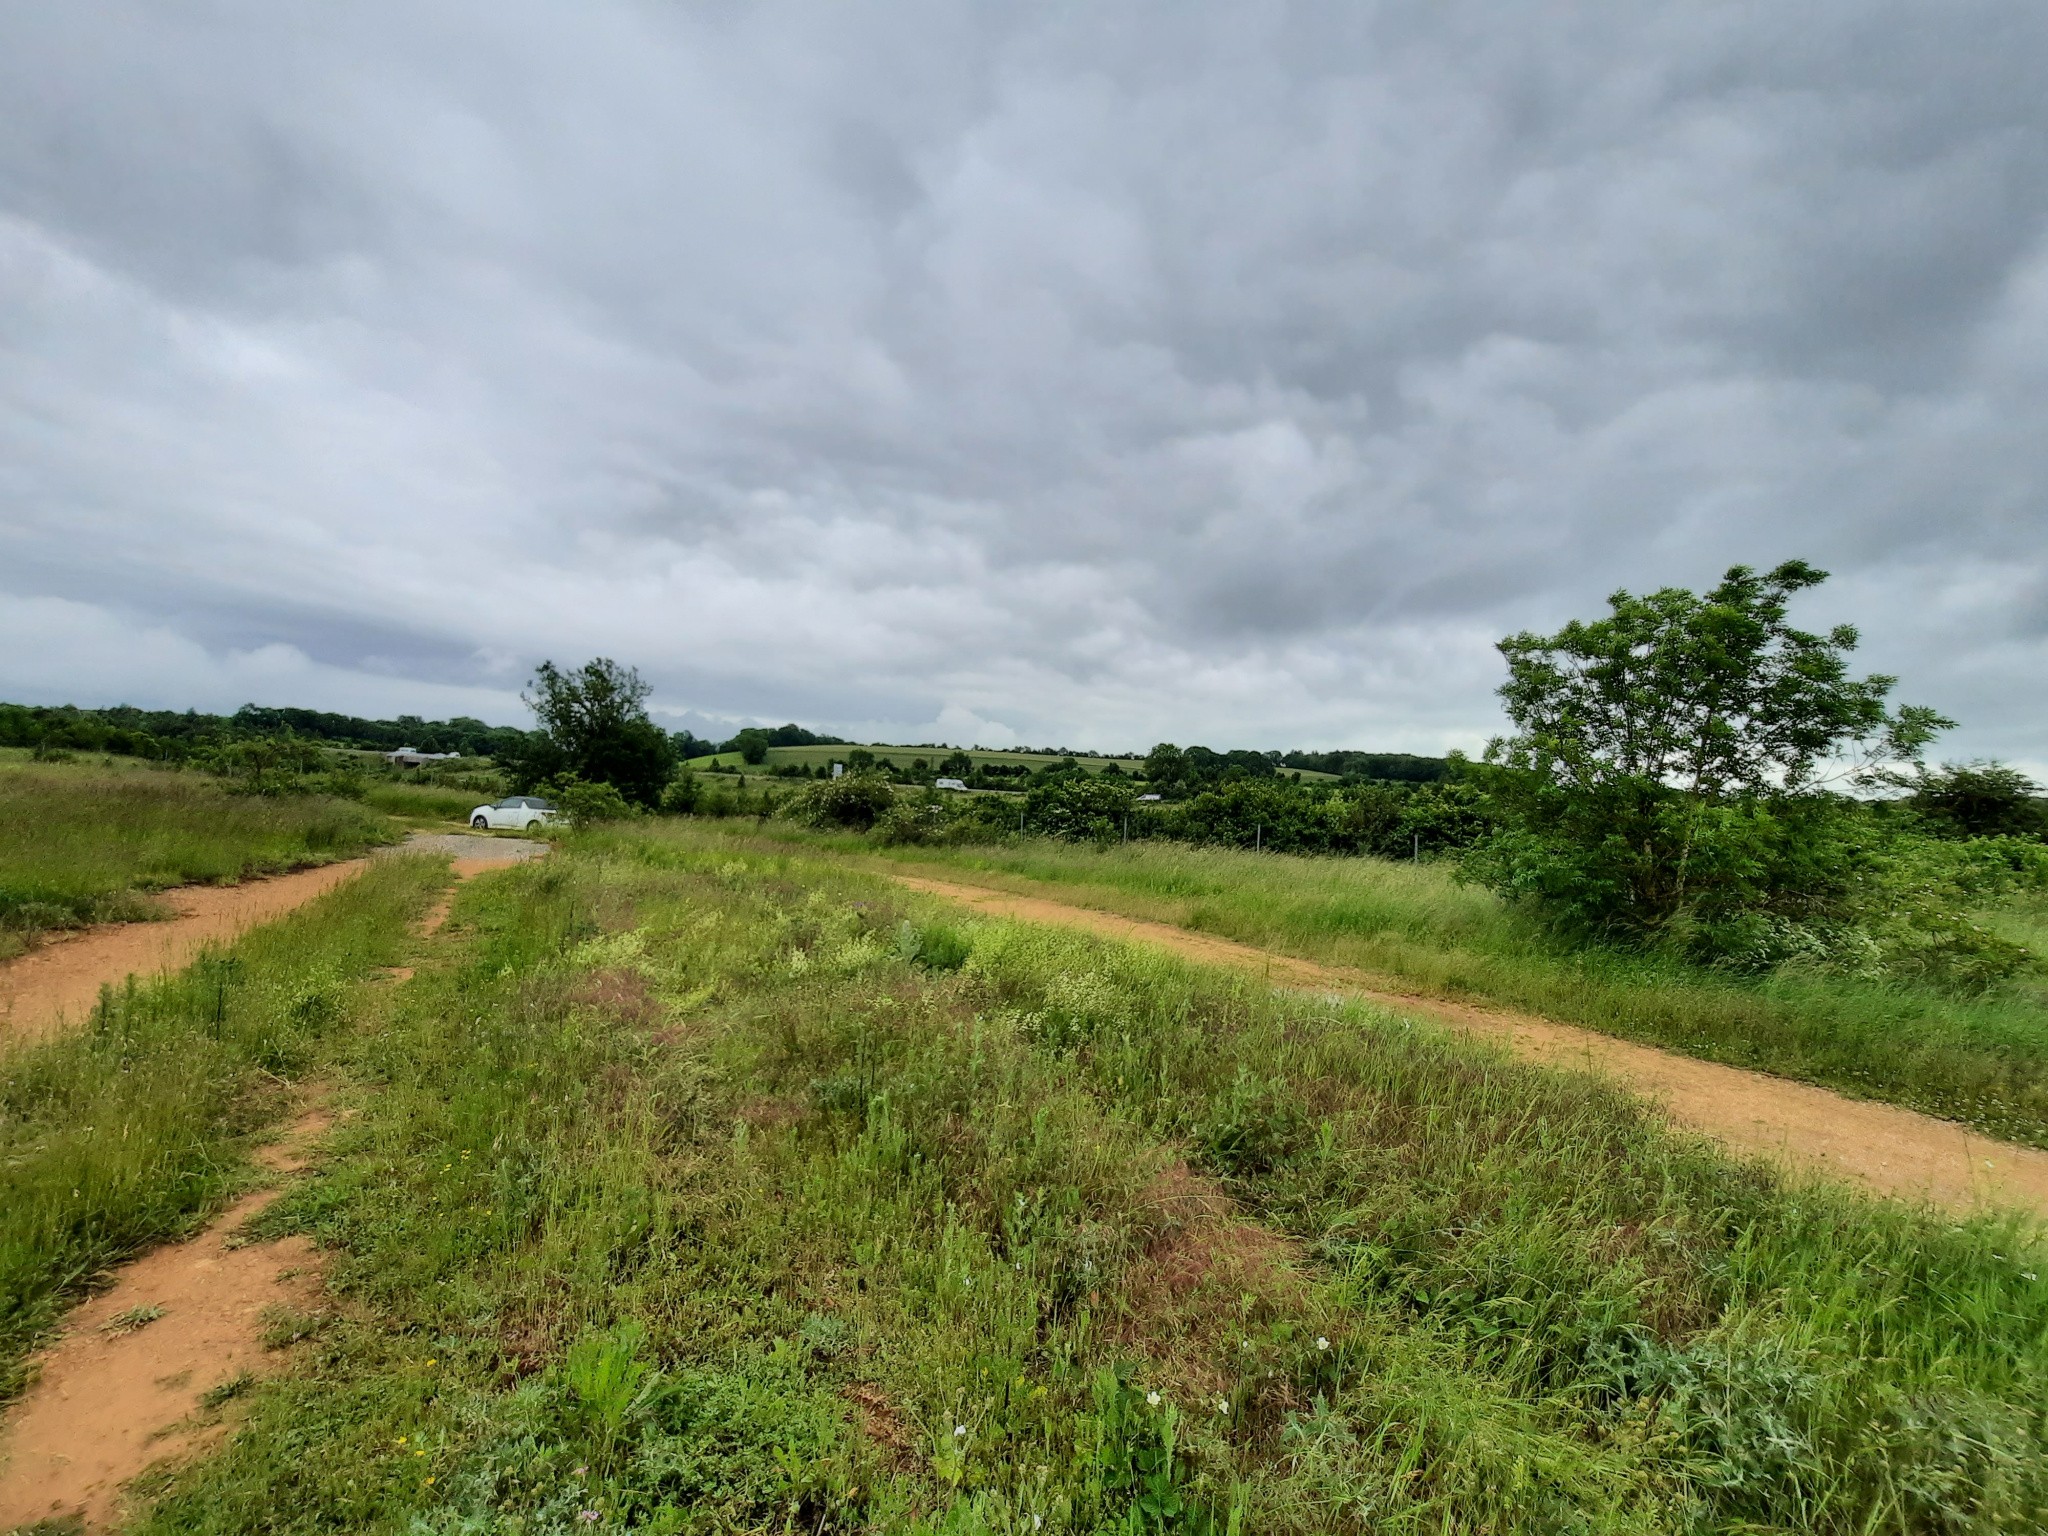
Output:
[
  {"xmin": 2, "ymin": 699, "xmax": 1447, "ymax": 791},
  {"xmin": 672, "ymin": 722, "xmax": 849, "ymax": 760},
  {"xmin": 0, "ymin": 702, "xmax": 528, "ymax": 760},
  {"xmin": 1146, "ymin": 743, "xmax": 1449, "ymax": 789}
]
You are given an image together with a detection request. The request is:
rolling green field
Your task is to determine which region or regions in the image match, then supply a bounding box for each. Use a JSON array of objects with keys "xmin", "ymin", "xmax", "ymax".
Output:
[
  {"xmin": 0, "ymin": 756, "xmax": 399, "ymax": 959},
  {"xmin": 73, "ymin": 820, "xmax": 2041, "ymax": 1533}
]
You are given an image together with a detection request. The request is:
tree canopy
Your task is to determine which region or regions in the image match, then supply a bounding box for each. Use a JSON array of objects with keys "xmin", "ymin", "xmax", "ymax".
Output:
[
  {"xmin": 1494, "ymin": 559, "xmax": 1949, "ymax": 798},
  {"xmin": 510, "ymin": 658, "xmax": 675, "ymax": 807},
  {"xmin": 1471, "ymin": 561, "xmax": 1954, "ymax": 954}
]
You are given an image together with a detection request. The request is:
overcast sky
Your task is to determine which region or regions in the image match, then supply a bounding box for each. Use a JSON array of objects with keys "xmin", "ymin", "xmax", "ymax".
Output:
[{"xmin": 3, "ymin": 3, "xmax": 2045, "ymax": 763}]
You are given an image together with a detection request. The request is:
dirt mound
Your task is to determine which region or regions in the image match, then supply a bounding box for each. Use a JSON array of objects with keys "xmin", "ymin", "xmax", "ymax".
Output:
[{"xmin": 893, "ymin": 873, "xmax": 2048, "ymax": 1219}]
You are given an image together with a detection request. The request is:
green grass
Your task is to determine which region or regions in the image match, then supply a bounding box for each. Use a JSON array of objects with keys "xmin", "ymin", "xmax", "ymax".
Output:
[
  {"xmin": 119, "ymin": 823, "xmax": 2048, "ymax": 1533},
  {"xmin": 361, "ymin": 781, "xmax": 494, "ymax": 825},
  {"xmin": 0, "ymin": 758, "xmax": 400, "ymax": 958},
  {"xmin": 0, "ymin": 853, "xmax": 443, "ymax": 1397},
  {"xmin": 768, "ymin": 833, "xmax": 2048, "ymax": 1149}
]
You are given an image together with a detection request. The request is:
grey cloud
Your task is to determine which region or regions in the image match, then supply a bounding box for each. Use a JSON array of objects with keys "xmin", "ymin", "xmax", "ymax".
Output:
[{"xmin": 2, "ymin": 1, "xmax": 2045, "ymax": 768}]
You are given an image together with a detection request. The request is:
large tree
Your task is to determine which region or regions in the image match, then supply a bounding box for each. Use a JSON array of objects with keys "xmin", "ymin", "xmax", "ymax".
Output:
[
  {"xmin": 509, "ymin": 658, "xmax": 675, "ymax": 808},
  {"xmin": 1472, "ymin": 561, "xmax": 1950, "ymax": 949}
]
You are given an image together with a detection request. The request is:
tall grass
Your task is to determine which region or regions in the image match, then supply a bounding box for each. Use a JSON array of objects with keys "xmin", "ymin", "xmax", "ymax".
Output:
[
  {"xmin": 361, "ymin": 781, "xmax": 492, "ymax": 823},
  {"xmin": 819, "ymin": 835, "xmax": 2048, "ymax": 1147},
  {"xmin": 134, "ymin": 825, "xmax": 2048, "ymax": 1533},
  {"xmin": 0, "ymin": 856, "xmax": 440, "ymax": 1397},
  {"xmin": 0, "ymin": 759, "xmax": 397, "ymax": 955}
]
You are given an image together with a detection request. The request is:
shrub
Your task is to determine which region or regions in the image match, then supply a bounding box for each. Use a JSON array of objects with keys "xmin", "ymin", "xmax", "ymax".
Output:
[
  {"xmin": 659, "ymin": 769, "xmax": 702, "ymax": 815},
  {"xmin": 537, "ymin": 774, "xmax": 636, "ymax": 825},
  {"xmin": 786, "ymin": 771, "xmax": 896, "ymax": 830}
]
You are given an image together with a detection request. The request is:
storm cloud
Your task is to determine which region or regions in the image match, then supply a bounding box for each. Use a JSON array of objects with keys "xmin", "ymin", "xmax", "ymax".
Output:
[{"xmin": 3, "ymin": 2, "xmax": 2045, "ymax": 763}]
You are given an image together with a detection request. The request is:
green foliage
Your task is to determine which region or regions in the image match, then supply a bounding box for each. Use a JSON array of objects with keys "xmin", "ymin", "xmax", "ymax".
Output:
[
  {"xmin": 787, "ymin": 770, "xmax": 898, "ymax": 830},
  {"xmin": 203, "ymin": 735, "xmax": 338, "ymax": 796},
  {"xmin": 873, "ymin": 792, "xmax": 965, "ymax": 845},
  {"xmin": 1475, "ymin": 561, "xmax": 1954, "ymax": 958},
  {"xmin": 1494, "ymin": 559, "xmax": 1945, "ymax": 799},
  {"xmin": 1907, "ymin": 761, "xmax": 2048, "ymax": 840},
  {"xmin": 1025, "ymin": 771, "xmax": 1136, "ymax": 841},
  {"xmin": 537, "ymin": 773, "xmax": 637, "ymax": 825},
  {"xmin": 0, "ymin": 700, "xmax": 530, "ymax": 763},
  {"xmin": 512, "ymin": 658, "xmax": 676, "ymax": 808},
  {"xmin": 730, "ymin": 728, "xmax": 771, "ymax": 765},
  {"xmin": 895, "ymin": 918, "xmax": 973, "ymax": 971},
  {"xmin": 659, "ymin": 768, "xmax": 703, "ymax": 814}
]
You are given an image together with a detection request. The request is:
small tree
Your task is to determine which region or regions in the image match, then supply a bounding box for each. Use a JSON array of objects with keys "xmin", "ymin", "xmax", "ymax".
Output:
[
  {"xmin": 730, "ymin": 728, "xmax": 770, "ymax": 765},
  {"xmin": 513, "ymin": 659, "xmax": 675, "ymax": 808},
  {"xmin": 1473, "ymin": 561, "xmax": 1950, "ymax": 950}
]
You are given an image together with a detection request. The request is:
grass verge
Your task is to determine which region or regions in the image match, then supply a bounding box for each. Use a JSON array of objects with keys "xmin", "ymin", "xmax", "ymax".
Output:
[
  {"xmin": 0, "ymin": 854, "xmax": 442, "ymax": 1398},
  {"xmin": 787, "ymin": 832, "xmax": 2048, "ymax": 1148},
  {"xmin": 130, "ymin": 823, "xmax": 2048, "ymax": 1534}
]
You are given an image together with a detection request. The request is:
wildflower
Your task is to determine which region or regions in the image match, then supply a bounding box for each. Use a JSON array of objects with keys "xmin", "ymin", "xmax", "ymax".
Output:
[
  {"xmin": 579, "ymin": 1512, "xmax": 601, "ymax": 1524},
  {"xmin": 424, "ymin": 1476, "xmax": 435, "ymax": 1486},
  {"xmin": 573, "ymin": 1465, "xmax": 588, "ymax": 1477},
  {"xmin": 1216, "ymin": 1397, "xmax": 1229, "ymax": 1414},
  {"xmin": 1315, "ymin": 1337, "xmax": 1330, "ymax": 1352},
  {"xmin": 1033, "ymin": 1518, "xmax": 1044, "ymax": 1532},
  {"xmin": 425, "ymin": 1358, "xmax": 437, "ymax": 1367},
  {"xmin": 953, "ymin": 1424, "xmax": 967, "ymax": 1438},
  {"xmin": 1145, "ymin": 1391, "xmax": 1161, "ymax": 1407}
]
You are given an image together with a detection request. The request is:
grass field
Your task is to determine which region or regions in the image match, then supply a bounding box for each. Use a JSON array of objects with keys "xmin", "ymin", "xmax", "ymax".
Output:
[
  {"xmin": 682, "ymin": 827, "xmax": 2048, "ymax": 1151},
  {"xmin": 61, "ymin": 822, "xmax": 2037, "ymax": 1533},
  {"xmin": 0, "ymin": 757, "xmax": 400, "ymax": 960}
]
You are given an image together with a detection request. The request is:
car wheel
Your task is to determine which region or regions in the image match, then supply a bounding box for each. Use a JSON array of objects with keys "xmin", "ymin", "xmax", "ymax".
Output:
[
  {"xmin": 471, "ymin": 815, "xmax": 489, "ymax": 829},
  {"xmin": 524, "ymin": 818, "xmax": 540, "ymax": 831}
]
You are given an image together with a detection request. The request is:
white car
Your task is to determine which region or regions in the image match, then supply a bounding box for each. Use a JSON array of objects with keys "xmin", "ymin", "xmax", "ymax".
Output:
[{"xmin": 470, "ymin": 796, "xmax": 558, "ymax": 831}]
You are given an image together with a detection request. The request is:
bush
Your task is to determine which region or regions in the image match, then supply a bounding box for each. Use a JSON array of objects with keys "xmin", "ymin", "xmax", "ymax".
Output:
[
  {"xmin": 537, "ymin": 774, "xmax": 636, "ymax": 825},
  {"xmin": 785, "ymin": 771, "xmax": 896, "ymax": 830},
  {"xmin": 659, "ymin": 770, "xmax": 702, "ymax": 815},
  {"xmin": 1025, "ymin": 773, "xmax": 1135, "ymax": 841}
]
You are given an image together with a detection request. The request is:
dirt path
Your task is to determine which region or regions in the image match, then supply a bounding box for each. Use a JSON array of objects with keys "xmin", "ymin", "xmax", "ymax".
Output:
[
  {"xmin": 0, "ymin": 1098, "xmax": 336, "ymax": 1532},
  {"xmin": 0, "ymin": 839, "xmax": 539, "ymax": 1528},
  {"xmin": 0, "ymin": 835, "xmax": 548, "ymax": 1045},
  {"xmin": 894, "ymin": 874, "xmax": 2048, "ymax": 1219},
  {"xmin": 0, "ymin": 862, "xmax": 371, "ymax": 1044}
]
